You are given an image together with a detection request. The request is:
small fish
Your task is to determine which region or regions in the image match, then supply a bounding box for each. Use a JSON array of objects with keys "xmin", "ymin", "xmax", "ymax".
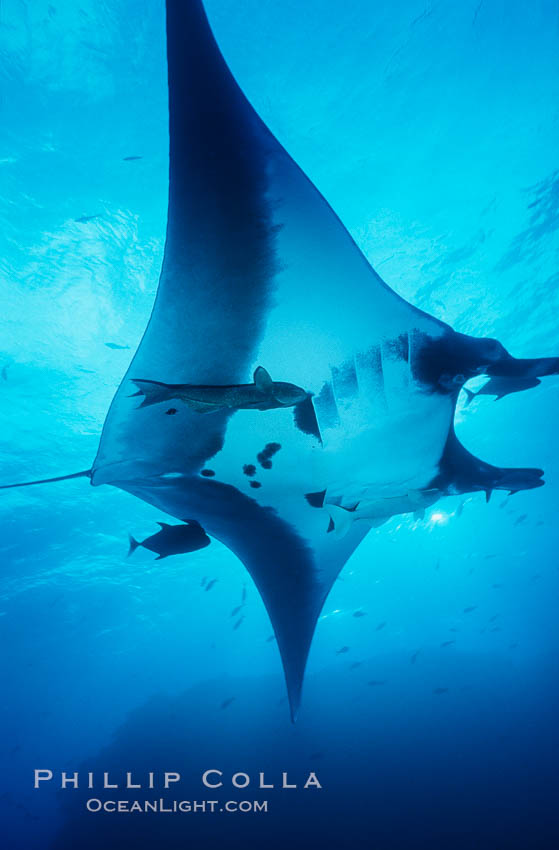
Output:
[
  {"xmin": 410, "ymin": 650, "xmax": 420, "ymax": 664},
  {"xmin": 324, "ymin": 488, "xmax": 439, "ymax": 537},
  {"xmin": 230, "ymin": 605, "xmax": 243, "ymax": 617},
  {"xmin": 433, "ymin": 687, "xmax": 449, "ymax": 695},
  {"xmin": 1, "ymin": 365, "xmax": 9, "ymax": 380},
  {"xmin": 463, "ymin": 375, "xmax": 541, "ymax": 405},
  {"xmin": 128, "ymin": 520, "xmax": 210, "ymax": 560},
  {"xmin": 266, "ymin": 635, "xmax": 275, "ymax": 643},
  {"xmin": 233, "ymin": 616, "xmax": 244, "ymax": 631},
  {"xmin": 200, "ymin": 576, "xmax": 207, "ymax": 587},
  {"xmin": 352, "ymin": 610, "xmax": 367, "ymax": 618},
  {"xmin": 47, "ymin": 594, "xmax": 64, "ymax": 609},
  {"xmin": 75, "ymin": 214, "xmax": 100, "ymax": 223},
  {"xmin": 349, "ymin": 662, "xmax": 362, "ymax": 670},
  {"xmin": 221, "ymin": 697, "xmax": 235, "ymax": 710},
  {"xmin": 489, "ymin": 615, "xmax": 499, "ymax": 622},
  {"xmin": 463, "ymin": 606, "xmax": 477, "ymax": 613},
  {"xmin": 241, "ymin": 585, "xmax": 247, "ymax": 603},
  {"xmin": 440, "ymin": 640, "xmax": 455, "ymax": 648},
  {"xmin": 514, "ymin": 513, "xmax": 528, "ymax": 526},
  {"xmin": 368, "ymin": 679, "xmax": 387, "ymax": 686},
  {"xmin": 492, "ymin": 583, "xmax": 503, "ymax": 589},
  {"xmin": 205, "ymin": 579, "xmax": 218, "ymax": 592},
  {"xmin": 123, "ymin": 155, "xmax": 143, "ymax": 161},
  {"xmin": 336, "ymin": 646, "xmax": 350, "ymax": 654},
  {"xmin": 375, "ymin": 621, "xmax": 387, "ymax": 631},
  {"xmin": 105, "ymin": 342, "xmax": 130, "ymax": 350},
  {"xmin": 130, "ymin": 366, "xmax": 308, "ymax": 413},
  {"xmin": 165, "ymin": 408, "xmax": 178, "ymax": 416}
]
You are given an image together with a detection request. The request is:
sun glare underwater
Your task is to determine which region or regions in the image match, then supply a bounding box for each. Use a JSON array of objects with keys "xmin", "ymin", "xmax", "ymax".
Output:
[{"xmin": 1, "ymin": 1, "xmax": 559, "ymax": 849}]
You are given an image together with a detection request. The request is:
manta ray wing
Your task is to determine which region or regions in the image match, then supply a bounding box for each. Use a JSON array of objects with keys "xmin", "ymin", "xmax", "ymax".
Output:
[
  {"xmin": 116, "ymin": 472, "xmax": 369, "ymax": 720},
  {"xmin": 92, "ymin": 0, "xmax": 451, "ymax": 487}
]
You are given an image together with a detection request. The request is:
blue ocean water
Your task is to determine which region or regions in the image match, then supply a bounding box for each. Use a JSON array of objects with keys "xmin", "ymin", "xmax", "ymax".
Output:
[{"xmin": 1, "ymin": 1, "xmax": 558, "ymax": 848}]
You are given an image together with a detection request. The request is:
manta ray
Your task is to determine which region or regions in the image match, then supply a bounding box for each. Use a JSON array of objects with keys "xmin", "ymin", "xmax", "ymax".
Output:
[{"xmin": 3, "ymin": 0, "xmax": 558, "ymax": 720}]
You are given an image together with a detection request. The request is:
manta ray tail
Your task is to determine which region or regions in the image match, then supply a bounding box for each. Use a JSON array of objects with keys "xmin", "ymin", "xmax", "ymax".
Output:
[
  {"xmin": 0, "ymin": 470, "xmax": 91, "ymax": 490},
  {"xmin": 130, "ymin": 379, "xmax": 178, "ymax": 408}
]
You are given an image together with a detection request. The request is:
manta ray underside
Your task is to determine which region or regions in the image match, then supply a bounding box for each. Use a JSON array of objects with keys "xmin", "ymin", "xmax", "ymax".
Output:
[{"xmin": 4, "ymin": 0, "xmax": 559, "ymax": 720}]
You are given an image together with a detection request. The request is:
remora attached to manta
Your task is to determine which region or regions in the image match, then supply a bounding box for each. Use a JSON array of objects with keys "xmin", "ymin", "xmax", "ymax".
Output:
[
  {"xmin": 3, "ymin": 0, "xmax": 559, "ymax": 720},
  {"xmin": 130, "ymin": 366, "xmax": 308, "ymax": 413}
]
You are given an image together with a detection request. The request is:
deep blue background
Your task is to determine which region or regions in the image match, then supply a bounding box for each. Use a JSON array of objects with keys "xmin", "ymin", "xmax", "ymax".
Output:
[{"xmin": 1, "ymin": 1, "xmax": 558, "ymax": 847}]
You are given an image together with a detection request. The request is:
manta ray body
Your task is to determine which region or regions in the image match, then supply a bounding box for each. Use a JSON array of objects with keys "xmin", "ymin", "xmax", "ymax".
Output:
[{"xmin": 4, "ymin": 0, "xmax": 558, "ymax": 719}]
